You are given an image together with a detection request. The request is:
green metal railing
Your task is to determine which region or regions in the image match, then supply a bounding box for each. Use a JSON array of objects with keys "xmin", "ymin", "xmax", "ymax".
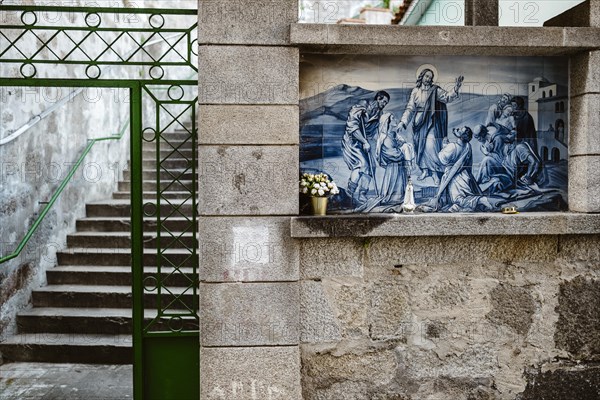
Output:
[
  {"xmin": 0, "ymin": 38, "xmax": 194, "ymax": 146},
  {"xmin": 0, "ymin": 120, "xmax": 129, "ymax": 264},
  {"xmin": 1, "ymin": 4, "xmax": 200, "ymax": 399}
]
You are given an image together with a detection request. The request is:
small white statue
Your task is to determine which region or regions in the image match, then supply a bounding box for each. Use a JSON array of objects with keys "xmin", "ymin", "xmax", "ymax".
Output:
[{"xmin": 402, "ymin": 177, "xmax": 416, "ymax": 213}]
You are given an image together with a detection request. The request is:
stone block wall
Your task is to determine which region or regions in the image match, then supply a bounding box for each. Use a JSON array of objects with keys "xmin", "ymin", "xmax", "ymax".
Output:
[
  {"xmin": 569, "ymin": 50, "xmax": 600, "ymax": 212},
  {"xmin": 568, "ymin": 2, "xmax": 600, "ymax": 213},
  {"xmin": 198, "ymin": 0, "xmax": 302, "ymax": 398},
  {"xmin": 298, "ymin": 235, "xmax": 600, "ymax": 399}
]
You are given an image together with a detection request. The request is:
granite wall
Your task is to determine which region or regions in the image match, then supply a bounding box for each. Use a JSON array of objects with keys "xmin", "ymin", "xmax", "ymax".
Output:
[
  {"xmin": 198, "ymin": 0, "xmax": 302, "ymax": 398},
  {"xmin": 298, "ymin": 234, "xmax": 600, "ymax": 399}
]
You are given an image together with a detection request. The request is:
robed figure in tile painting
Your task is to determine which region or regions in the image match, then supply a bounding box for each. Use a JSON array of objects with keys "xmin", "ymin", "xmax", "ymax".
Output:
[
  {"xmin": 342, "ymin": 91, "xmax": 390, "ymax": 204},
  {"xmin": 358, "ymin": 112, "xmax": 414, "ymax": 213},
  {"xmin": 400, "ymin": 66, "xmax": 464, "ymax": 186},
  {"xmin": 375, "ymin": 113, "xmax": 414, "ymax": 205},
  {"xmin": 433, "ymin": 126, "xmax": 495, "ymax": 212}
]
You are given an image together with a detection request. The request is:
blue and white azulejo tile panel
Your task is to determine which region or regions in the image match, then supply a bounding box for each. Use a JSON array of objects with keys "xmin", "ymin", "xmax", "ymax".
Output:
[{"xmin": 300, "ymin": 55, "xmax": 569, "ymax": 214}]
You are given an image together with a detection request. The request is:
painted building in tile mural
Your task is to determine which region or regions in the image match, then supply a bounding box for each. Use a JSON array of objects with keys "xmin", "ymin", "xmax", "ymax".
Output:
[{"xmin": 299, "ymin": 55, "xmax": 569, "ymax": 213}]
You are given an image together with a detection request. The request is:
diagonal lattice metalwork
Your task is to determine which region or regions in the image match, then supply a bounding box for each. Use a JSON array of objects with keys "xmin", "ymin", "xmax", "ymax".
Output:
[
  {"xmin": 141, "ymin": 83, "xmax": 198, "ymax": 334},
  {"xmin": 0, "ymin": 5, "xmax": 198, "ymax": 80}
]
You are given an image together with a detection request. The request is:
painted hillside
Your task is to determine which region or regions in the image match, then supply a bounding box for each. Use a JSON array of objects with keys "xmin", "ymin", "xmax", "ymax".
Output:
[{"xmin": 299, "ymin": 84, "xmax": 568, "ymax": 213}]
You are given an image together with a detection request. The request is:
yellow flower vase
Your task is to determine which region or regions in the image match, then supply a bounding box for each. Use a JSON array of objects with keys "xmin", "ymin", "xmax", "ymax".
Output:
[{"xmin": 310, "ymin": 196, "xmax": 328, "ymax": 216}]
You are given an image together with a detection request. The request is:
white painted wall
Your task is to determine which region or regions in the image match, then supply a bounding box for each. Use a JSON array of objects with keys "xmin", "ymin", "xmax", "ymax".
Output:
[
  {"xmin": 299, "ymin": 0, "xmax": 587, "ymax": 26},
  {"xmin": 415, "ymin": 0, "xmax": 586, "ymax": 26},
  {"xmin": 416, "ymin": 0, "xmax": 462, "ymax": 25},
  {"xmin": 499, "ymin": 0, "xmax": 586, "ymax": 26}
]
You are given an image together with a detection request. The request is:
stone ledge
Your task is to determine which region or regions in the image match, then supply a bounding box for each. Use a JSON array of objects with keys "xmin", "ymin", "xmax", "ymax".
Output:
[
  {"xmin": 291, "ymin": 24, "xmax": 600, "ymax": 56},
  {"xmin": 290, "ymin": 213, "xmax": 600, "ymax": 238}
]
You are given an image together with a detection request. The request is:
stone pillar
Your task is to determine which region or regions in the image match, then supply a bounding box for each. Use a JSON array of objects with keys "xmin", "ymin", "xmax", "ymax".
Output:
[
  {"xmin": 594, "ymin": 0, "xmax": 600, "ymax": 27},
  {"xmin": 197, "ymin": 0, "xmax": 302, "ymax": 398},
  {"xmin": 552, "ymin": 1, "xmax": 600, "ymax": 212},
  {"xmin": 544, "ymin": 0, "xmax": 600, "ymax": 27},
  {"xmin": 464, "ymin": 0, "xmax": 498, "ymax": 26},
  {"xmin": 569, "ymin": 50, "xmax": 600, "ymax": 213}
]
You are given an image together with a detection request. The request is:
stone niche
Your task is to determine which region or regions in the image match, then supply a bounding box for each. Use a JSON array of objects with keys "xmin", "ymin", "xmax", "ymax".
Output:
[{"xmin": 299, "ymin": 54, "xmax": 569, "ymax": 214}]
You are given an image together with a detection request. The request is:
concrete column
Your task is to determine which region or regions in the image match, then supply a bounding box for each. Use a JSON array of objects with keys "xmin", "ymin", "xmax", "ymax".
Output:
[
  {"xmin": 594, "ymin": 1, "xmax": 600, "ymax": 27},
  {"xmin": 197, "ymin": 1, "xmax": 302, "ymax": 398},
  {"xmin": 569, "ymin": 50, "xmax": 600, "ymax": 213},
  {"xmin": 554, "ymin": 2, "xmax": 600, "ymax": 212},
  {"xmin": 464, "ymin": 0, "xmax": 498, "ymax": 26},
  {"xmin": 544, "ymin": 0, "xmax": 600, "ymax": 27}
]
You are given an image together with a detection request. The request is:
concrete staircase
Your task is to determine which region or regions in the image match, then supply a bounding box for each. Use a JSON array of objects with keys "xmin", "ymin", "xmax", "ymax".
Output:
[{"xmin": 0, "ymin": 129, "xmax": 197, "ymax": 364}]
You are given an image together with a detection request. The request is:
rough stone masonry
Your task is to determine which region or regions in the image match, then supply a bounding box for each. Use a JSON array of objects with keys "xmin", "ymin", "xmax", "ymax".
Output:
[{"xmin": 298, "ymin": 234, "xmax": 600, "ymax": 399}]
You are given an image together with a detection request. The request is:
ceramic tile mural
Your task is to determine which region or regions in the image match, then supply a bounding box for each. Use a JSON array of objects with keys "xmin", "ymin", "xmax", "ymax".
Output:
[{"xmin": 300, "ymin": 55, "xmax": 569, "ymax": 213}]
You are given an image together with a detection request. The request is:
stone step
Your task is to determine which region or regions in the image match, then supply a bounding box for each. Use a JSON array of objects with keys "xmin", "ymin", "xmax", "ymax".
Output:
[
  {"xmin": 32, "ymin": 285, "xmax": 196, "ymax": 309},
  {"xmin": 16, "ymin": 308, "xmax": 198, "ymax": 335},
  {"xmin": 0, "ymin": 334, "xmax": 132, "ymax": 364},
  {"xmin": 141, "ymin": 158, "xmax": 193, "ymax": 169},
  {"xmin": 142, "ymin": 148, "xmax": 196, "ymax": 157},
  {"xmin": 67, "ymin": 232, "xmax": 196, "ymax": 249},
  {"xmin": 0, "ymin": 125, "xmax": 197, "ymax": 367},
  {"xmin": 86, "ymin": 200, "xmax": 194, "ymax": 217},
  {"xmin": 143, "ymin": 134, "xmax": 195, "ymax": 144},
  {"xmin": 118, "ymin": 180, "xmax": 195, "ymax": 192},
  {"xmin": 47, "ymin": 266, "xmax": 196, "ymax": 286},
  {"xmin": 112, "ymin": 191, "xmax": 193, "ymax": 200},
  {"xmin": 57, "ymin": 248, "xmax": 197, "ymax": 267},
  {"xmin": 76, "ymin": 217, "xmax": 194, "ymax": 233},
  {"xmin": 123, "ymin": 169, "xmax": 195, "ymax": 181},
  {"xmin": 156, "ymin": 130, "xmax": 195, "ymax": 140},
  {"xmin": 143, "ymin": 129, "xmax": 192, "ymax": 143}
]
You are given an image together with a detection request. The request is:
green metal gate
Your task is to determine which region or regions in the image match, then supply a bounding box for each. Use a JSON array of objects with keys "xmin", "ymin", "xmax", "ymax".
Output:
[{"xmin": 0, "ymin": 5, "xmax": 199, "ymax": 399}]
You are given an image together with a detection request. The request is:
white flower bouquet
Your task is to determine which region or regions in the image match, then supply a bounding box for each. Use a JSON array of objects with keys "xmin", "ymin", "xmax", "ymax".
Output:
[{"xmin": 299, "ymin": 173, "xmax": 340, "ymax": 197}]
